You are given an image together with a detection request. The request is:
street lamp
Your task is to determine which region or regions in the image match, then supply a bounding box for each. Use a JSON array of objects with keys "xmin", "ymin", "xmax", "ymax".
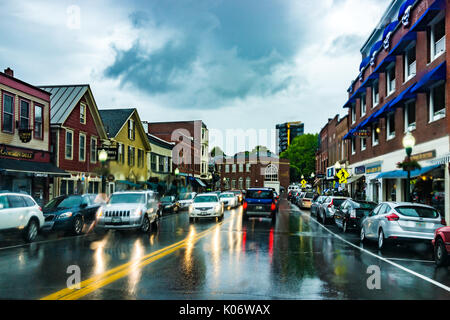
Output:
[
  {"xmin": 402, "ymin": 131, "xmax": 416, "ymax": 202},
  {"xmin": 174, "ymin": 168, "xmax": 180, "ymax": 176},
  {"xmin": 98, "ymin": 149, "xmax": 108, "ymax": 195}
]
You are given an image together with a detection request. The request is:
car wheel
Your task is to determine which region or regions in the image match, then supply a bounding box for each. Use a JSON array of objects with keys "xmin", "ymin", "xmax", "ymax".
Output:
[
  {"xmin": 23, "ymin": 219, "xmax": 38, "ymax": 243},
  {"xmin": 360, "ymin": 227, "xmax": 366, "ymax": 243},
  {"xmin": 378, "ymin": 229, "xmax": 385, "ymax": 250},
  {"xmin": 73, "ymin": 216, "xmax": 84, "ymax": 235},
  {"xmin": 435, "ymin": 238, "xmax": 448, "ymax": 267},
  {"xmin": 342, "ymin": 220, "xmax": 347, "ymax": 233},
  {"xmin": 141, "ymin": 216, "xmax": 151, "ymax": 233}
]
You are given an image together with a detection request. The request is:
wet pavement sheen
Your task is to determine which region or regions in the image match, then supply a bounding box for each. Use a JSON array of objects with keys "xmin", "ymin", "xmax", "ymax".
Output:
[{"xmin": 0, "ymin": 199, "xmax": 449, "ymax": 300}]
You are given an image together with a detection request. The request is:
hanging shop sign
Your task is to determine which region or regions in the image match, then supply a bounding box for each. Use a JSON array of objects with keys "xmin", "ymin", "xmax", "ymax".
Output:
[
  {"xmin": 99, "ymin": 146, "xmax": 118, "ymax": 161},
  {"xmin": 410, "ymin": 150, "xmax": 436, "ymax": 162},
  {"xmin": 0, "ymin": 147, "xmax": 34, "ymax": 160},
  {"xmin": 354, "ymin": 129, "xmax": 371, "ymax": 137},
  {"xmin": 107, "ymin": 174, "xmax": 115, "ymax": 182},
  {"xmin": 18, "ymin": 128, "xmax": 33, "ymax": 143}
]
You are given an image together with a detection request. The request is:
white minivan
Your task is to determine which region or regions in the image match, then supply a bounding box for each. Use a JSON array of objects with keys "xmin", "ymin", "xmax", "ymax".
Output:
[{"xmin": 0, "ymin": 192, "xmax": 45, "ymax": 242}]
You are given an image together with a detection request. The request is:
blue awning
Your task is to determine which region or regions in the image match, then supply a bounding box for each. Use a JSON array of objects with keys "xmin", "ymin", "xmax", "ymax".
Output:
[
  {"xmin": 383, "ymin": 21, "xmax": 399, "ymax": 40},
  {"xmin": 388, "ymin": 82, "xmax": 417, "ymax": 110},
  {"xmin": 375, "ymin": 165, "xmax": 442, "ymax": 179},
  {"xmin": 410, "ymin": 0, "xmax": 445, "ymax": 32},
  {"xmin": 372, "ymin": 99, "xmax": 394, "ymax": 121},
  {"xmin": 360, "ymin": 57, "xmax": 371, "ymax": 71},
  {"xmin": 370, "ymin": 41, "xmax": 383, "ymax": 58},
  {"xmin": 398, "ymin": 0, "xmax": 415, "ymax": 21},
  {"xmin": 117, "ymin": 180, "xmax": 142, "ymax": 188},
  {"xmin": 388, "ymin": 30, "xmax": 417, "ymax": 56},
  {"xmin": 372, "ymin": 55, "xmax": 396, "ymax": 74},
  {"xmin": 411, "ymin": 61, "xmax": 446, "ymax": 93},
  {"xmin": 359, "ymin": 113, "xmax": 378, "ymax": 129}
]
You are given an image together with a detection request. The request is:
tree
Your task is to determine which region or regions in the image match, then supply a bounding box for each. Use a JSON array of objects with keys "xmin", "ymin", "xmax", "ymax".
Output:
[{"xmin": 280, "ymin": 133, "xmax": 318, "ymax": 182}]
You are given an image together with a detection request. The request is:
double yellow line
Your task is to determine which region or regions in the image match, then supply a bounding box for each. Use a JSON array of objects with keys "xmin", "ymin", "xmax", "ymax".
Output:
[{"xmin": 41, "ymin": 219, "xmax": 228, "ymax": 300}]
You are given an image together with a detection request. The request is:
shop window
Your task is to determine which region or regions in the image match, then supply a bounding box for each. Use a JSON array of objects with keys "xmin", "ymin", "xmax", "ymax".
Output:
[
  {"xmin": 79, "ymin": 133, "xmax": 86, "ymax": 162},
  {"xmin": 68, "ymin": 180, "xmax": 74, "ymax": 195},
  {"xmin": 429, "ymin": 82, "xmax": 446, "ymax": 122},
  {"xmin": 159, "ymin": 155, "xmax": 164, "ymax": 172},
  {"xmin": 80, "ymin": 103, "xmax": 86, "ymax": 124},
  {"xmin": 65, "ymin": 130, "xmax": 73, "ymax": 160},
  {"xmin": 404, "ymin": 101, "xmax": 416, "ymax": 131},
  {"xmin": 128, "ymin": 146, "xmax": 135, "ymax": 166},
  {"xmin": 2, "ymin": 93, "xmax": 14, "ymax": 133},
  {"xmin": 372, "ymin": 80, "xmax": 379, "ymax": 107},
  {"xmin": 386, "ymin": 113, "xmax": 395, "ymax": 140},
  {"xmin": 360, "ymin": 93, "xmax": 366, "ymax": 117},
  {"xmin": 19, "ymin": 99, "xmax": 30, "ymax": 129},
  {"xmin": 386, "ymin": 63, "xmax": 396, "ymax": 95},
  {"xmin": 34, "ymin": 104, "xmax": 43, "ymax": 139},
  {"xmin": 151, "ymin": 153, "xmax": 157, "ymax": 171},
  {"xmin": 404, "ymin": 44, "xmax": 416, "ymax": 81}
]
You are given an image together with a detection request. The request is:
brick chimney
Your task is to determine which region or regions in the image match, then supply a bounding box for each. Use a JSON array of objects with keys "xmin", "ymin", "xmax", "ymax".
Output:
[{"xmin": 4, "ymin": 68, "xmax": 14, "ymax": 77}]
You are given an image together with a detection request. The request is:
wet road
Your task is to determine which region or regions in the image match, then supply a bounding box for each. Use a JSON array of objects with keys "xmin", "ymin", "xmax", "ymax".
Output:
[{"xmin": 0, "ymin": 199, "xmax": 449, "ymax": 300}]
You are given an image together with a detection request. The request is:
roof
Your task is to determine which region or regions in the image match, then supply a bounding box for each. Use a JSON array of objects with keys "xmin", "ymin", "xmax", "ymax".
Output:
[
  {"xmin": 39, "ymin": 85, "xmax": 89, "ymax": 124},
  {"xmin": 147, "ymin": 133, "xmax": 175, "ymax": 150},
  {"xmin": 0, "ymin": 158, "xmax": 69, "ymax": 176},
  {"xmin": 99, "ymin": 109, "xmax": 135, "ymax": 138}
]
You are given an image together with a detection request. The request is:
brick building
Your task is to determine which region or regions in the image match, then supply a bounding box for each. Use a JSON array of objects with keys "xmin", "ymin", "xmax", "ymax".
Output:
[{"xmin": 340, "ymin": 0, "xmax": 449, "ymax": 221}]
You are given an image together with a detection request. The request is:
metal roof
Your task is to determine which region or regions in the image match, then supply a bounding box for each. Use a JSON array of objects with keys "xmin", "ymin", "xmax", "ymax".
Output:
[
  {"xmin": 38, "ymin": 85, "xmax": 89, "ymax": 124},
  {"xmin": 99, "ymin": 109, "xmax": 135, "ymax": 138}
]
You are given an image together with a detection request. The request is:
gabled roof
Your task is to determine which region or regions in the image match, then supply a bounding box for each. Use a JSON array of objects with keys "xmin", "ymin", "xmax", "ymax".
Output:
[
  {"xmin": 99, "ymin": 109, "xmax": 135, "ymax": 138},
  {"xmin": 39, "ymin": 85, "xmax": 89, "ymax": 124}
]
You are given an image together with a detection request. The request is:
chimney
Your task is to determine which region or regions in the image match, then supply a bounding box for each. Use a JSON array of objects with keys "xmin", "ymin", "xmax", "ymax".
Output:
[{"xmin": 4, "ymin": 68, "xmax": 14, "ymax": 77}]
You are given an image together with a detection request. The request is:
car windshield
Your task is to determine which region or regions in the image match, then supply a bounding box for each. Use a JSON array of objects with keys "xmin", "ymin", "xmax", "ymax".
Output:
[
  {"xmin": 246, "ymin": 190, "xmax": 273, "ymax": 199},
  {"xmin": 396, "ymin": 206, "xmax": 439, "ymax": 219},
  {"xmin": 44, "ymin": 196, "xmax": 82, "ymax": 210},
  {"xmin": 109, "ymin": 193, "xmax": 145, "ymax": 204},
  {"xmin": 194, "ymin": 196, "xmax": 218, "ymax": 203},
  {"xmin": 356, "ymin": 202, "xmax": 377, "ymax": 209},
  {"xmin": 179, "ymin": 193, "xmax": 194, "ymax": 200},
  {"xmin": 161, "ymin": 196, "xmax": 173, "ymax": 202},
  {"xmin": 220, "ymin": 194, "xmax": 233, "ymax": 198}
]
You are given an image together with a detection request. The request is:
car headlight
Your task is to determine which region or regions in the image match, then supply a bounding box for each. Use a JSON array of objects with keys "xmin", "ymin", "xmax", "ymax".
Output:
[
  {"xmin": 132, "ymin": 208, "xmax": 142, "ymax": 217},
  {"xmin": 189, "ymin": 205, "xmax": 194, "ymax": 214},
  {"xmin": 58, "ymin": 212, "xmax": 73, "ymax": 219},
  {"xmin": 215, "ymin": 204, "xmax": 221, "ymax": 212},
  {"xmin": 96, "ymin": 207, "xmax": 103, "ymax": 219}
]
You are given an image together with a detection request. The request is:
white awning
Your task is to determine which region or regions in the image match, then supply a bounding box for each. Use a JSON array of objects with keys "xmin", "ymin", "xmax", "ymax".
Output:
[{"xmin": 346, "ymin": 174, "xmax": 364, "ymax": 184}]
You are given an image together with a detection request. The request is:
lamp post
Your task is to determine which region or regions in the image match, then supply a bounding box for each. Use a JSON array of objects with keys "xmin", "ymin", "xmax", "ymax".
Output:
[
  {"xmin": 402, "ymin": 131, "xmax": 416, "ymax": 202},
  {"xmin": 98, "ymin": 149, "xmax": 108, "ymax": 195}
]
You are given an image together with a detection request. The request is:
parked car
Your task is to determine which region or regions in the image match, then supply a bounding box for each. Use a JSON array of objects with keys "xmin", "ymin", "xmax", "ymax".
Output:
[
  {"xmin": 189, "ymin": 193, "xmax": 224, "ymax": 222},
  {"xmin": 0, "ymin": 192, "xmax": 45, "ymax": 242},
  {"xmin": 318, "ymin": 196, "xmax": 349, "ymax": 224},
  {"xmin": 293, "ymin": 192, "xmax": 305, "ymax": 206},
  {"xmin": 42, "ymin": 194, "xmax": 105, "ymax": 235},
  {"xmin": 95, "ymin": 191, "xmax": 159, "ymax": 233},
  {"xmin": 360, "ymin": 202, "xmax": 446, "ymax": 250},
  {"xmin": 433, "ymin": 226, "xmax": 450, "ymax": 266},
  {"xmin": 311, "ymin": 196, "xmax": 326, "ymax": 217},
  {"xmin": 334, "ymin": 199, "xmax": 377, "ymax": 233},
  {"xmin": 219, "ymin": 192, "xmax": 238, "ymax": 209},
  {"xmin": 230, "ymin": 190, "xmax": 244, "ymax": 204},
  {"xmin": 299, "ymin": 192, "xmax": 315, "ymax": 210},
  {"xmin": 158, "ymin": 195, "xmax": 180, "ymax": 216},
  {"xmin": 177, "ymin": 192, "xmax": 197, "ymax": 210},
  {"xmin": 242, "ymin": 188, "xmax": 278, "ymax": 223}
]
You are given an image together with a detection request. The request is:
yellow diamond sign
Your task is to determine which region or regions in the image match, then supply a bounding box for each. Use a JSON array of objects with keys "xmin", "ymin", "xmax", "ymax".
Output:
[
  {"xmin": 301, "ymin": 179, "xmax": 307, "ymax": 188},
  {"xmin": 336, "ymin": 169, "xmax": 350, "ymax": 184}
]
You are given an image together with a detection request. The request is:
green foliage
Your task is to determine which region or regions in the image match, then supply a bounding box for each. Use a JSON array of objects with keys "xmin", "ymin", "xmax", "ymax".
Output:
[{"xmin": 280, "ymin": 133, "xmax": 318, "ymax": 182}]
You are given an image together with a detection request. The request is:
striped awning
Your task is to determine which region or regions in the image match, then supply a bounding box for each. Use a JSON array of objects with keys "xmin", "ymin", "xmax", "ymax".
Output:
[{"xmin": 429, "ymin": 152, "xmax": 450, "ymax": 165}]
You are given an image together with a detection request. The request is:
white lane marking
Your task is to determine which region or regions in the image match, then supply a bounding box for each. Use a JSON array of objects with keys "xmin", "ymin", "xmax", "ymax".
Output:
[
  {"xmin": 290, "ymin": 204, "xmax": 450, "ymax": 293},
  {"xmin": 387, "ymin": 258, "xmax": 435, "ymax": 264}
]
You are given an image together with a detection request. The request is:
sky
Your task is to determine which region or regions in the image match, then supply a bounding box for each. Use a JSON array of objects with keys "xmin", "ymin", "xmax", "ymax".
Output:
[{"xmin": 0, "ymin": 0, "xmax": 391, "ymax": 154}]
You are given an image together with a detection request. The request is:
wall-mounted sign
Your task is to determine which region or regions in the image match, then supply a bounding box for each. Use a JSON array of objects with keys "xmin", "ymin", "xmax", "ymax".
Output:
[
  {"xmin": 355, "ymin": 166, "xmax": 366, "ymax": 175},
  {"xmin": 99, "ymin": 147, "xmax": 118, "ymax": 161},
  {"xmin": 354, "ymin": 129, "xmax": 371, "ymax": 137},
  {"xmin": 411, "ymin": 150, "xmax": 436, "ymax": 162},
  {"xmin": 366, "ymin": 163, "xmax": 382, "ymax": 174},
  {"xmin": 0, "ymin": 147, "xmax": 34, "ymax": 160},
  {"xmin": 18, "ymin": 128, "xmax": 33, "ymax": 143},
  {"xmin": 326, "ymin": 167, "xmax": 335, "ymax": 179}
]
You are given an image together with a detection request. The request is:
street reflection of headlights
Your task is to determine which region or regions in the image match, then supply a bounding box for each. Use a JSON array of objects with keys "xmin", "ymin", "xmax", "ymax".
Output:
[
  {"xmin": 58, "ymin": 212, "xmax": 73, "ymax": 219},
  {"xmin": 189, "ymin": 205, "xmax": 193, "ymax": 214}
]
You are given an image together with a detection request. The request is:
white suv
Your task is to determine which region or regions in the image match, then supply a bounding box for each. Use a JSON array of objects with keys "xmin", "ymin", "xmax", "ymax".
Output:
[{"xmin": 0, "ymin": 192, "xmax": 45, "ymax": 242}]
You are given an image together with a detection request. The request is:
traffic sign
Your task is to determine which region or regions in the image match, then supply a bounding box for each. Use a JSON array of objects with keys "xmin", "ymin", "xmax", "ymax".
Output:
[
  {"xmin": 336, "ymin": 169, "xmax": 350, "ymax": 184},
  {"xmin": 301, "ymin": 179, "xmax": 307, "ymax": 187}
]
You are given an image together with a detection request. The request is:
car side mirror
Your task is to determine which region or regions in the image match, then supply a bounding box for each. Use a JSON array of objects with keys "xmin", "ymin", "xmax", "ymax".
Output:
[{"xmin": 80, "ymin": 203, "xmax": 88, "ymax": 209}]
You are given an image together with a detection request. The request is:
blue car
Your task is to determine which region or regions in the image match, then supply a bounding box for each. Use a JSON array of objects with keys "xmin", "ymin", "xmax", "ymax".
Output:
[
  {"xmin": 242, "ymin": 188, "xmax": 278, "ymax": 223},
  {"xmin": 42, "ymin": 194, "xmax": 105, "ymax": 235}
]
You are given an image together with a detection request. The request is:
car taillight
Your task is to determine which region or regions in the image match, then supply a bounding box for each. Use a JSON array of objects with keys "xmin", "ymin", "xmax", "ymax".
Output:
[
  {"xmin": 386, "ymin": 213, "xmax": 399, "ymax": 221},
  {"xmin": 38, "ymin": 206, "xmax": 42, "ymax": 212},
  {"xmin": 441, "ymin": 217, "xmax": 447, "ymax": 226},
  {"xmin": 243, "ymin": 201, "xmax": 248, "ymax": 210},
  {"xmin": 328, "ymin": 200, "xmax": 334, "ymax": 208},
  {"xmin": 271, "ymin": 203, "xmax": 276, "ymax": 211}
]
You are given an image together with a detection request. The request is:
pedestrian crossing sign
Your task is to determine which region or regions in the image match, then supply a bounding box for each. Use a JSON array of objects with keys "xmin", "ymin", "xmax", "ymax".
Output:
[
  {"xmin": 301, "ymin": 179, "xmax": 307, "ymax": 187},
  {"xmin": 336, "ymin": 169, "xmax": 349, "ymax": 184}
]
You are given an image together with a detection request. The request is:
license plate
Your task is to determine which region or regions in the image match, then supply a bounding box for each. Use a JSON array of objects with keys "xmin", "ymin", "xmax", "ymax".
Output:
[
  {"xmin": 256, "ymin": 206, "xmax": 263, "ymax": 210},
  {"xmin": 112, "ymin": 217, "xmax": 122, "ymax": 223},
  {"xmin": 200, "ymin": 212, "xmax": 208, "ymax": 216},
  {"xmin": 416, "ymin": 222, "xmax": 425, "ymax": 228}
]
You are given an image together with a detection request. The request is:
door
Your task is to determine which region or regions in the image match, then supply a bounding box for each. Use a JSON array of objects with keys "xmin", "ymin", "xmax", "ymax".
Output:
[
  {"xmin": 5, "ymin": 195, "xmax": 27, "ymax": 229},
  {"xmin": 366, "ymin": 204, "xmax": 383, "ymax": 239}
]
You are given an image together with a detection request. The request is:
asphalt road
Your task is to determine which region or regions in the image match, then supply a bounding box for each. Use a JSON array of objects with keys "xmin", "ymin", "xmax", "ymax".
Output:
[{"xmin": 0, "ymin": 199, "xmax": 449, "ymax": 300}]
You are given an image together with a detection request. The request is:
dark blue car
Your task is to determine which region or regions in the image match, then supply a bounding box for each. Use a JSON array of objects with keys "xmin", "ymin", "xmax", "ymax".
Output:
[
  {"xmin": 242, "ymin": 188, "xmax": 278, "ymax": 223},
  {"xmin": 41, "ymin": 194, "xmax": 104, "ymax": 235}
]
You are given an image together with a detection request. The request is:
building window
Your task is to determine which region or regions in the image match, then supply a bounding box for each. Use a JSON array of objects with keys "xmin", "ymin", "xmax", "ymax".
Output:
[
  {"xmin": 2, "ymin": 93, "xmax": 14, "ymax": 133},
  {"xmin": 360, "ymin": 93, "xmax": 366, "ymax": 117},
  {"xmin": 429, "ymin": 17, "xmax": 445, "ymax": 61},
  {"xmin": 159, "ymin": 155, "xmax": 164, "ymax": 172},
  {"xmin": 128, "ymin": 119, "xmax": 135, "ymax": 140},
  {"xmin": 19, "ymin": 99, "xmax": 30, "ymax": 129},
  {"xmin": 372, "ymin": 124, "xmax": 379, "ymax": 146},
  {"xmin": 118, "ymin": 143, "xmax": 125, "ymax": 164},
  {"xmin": 231, "ymin": 179, "xmax": 236, "ymax": 189},
  {"xmin": 65, "ymin": 129, "xmax": 73, "ymax": 160},
  {"xmin": 404, "ymin": 44, "xmax": 416, "ymax": 81},
  {"xmin": 79, "ymin": 133, "xmax": 86, "ymax": 162},
  {"xmin": 232, "ymin": 164, "xmax": 236, "ymax": 173},
  {"xmin": 246, "ymin": 177, "xmax": 251, "ymax": 189},
  {"xmin": 386, "ymin": 63, "xmax": 396, "ymax": 95},
  {"xmin": 361, "ymin": 137, "xmax": 366, "ymax": 151},
  {"xmin": 34, "ymin": 104, "xmax": 43, "ymax": 139},
  {"xmin": 128, "ymin": 146, "xmax": 135, "ymax": 166},
  {"xmin": 151, "ymin": 153, "xmax": 157, "ymax": 171},
  {"xmin": 429, "ymin": 82, "xmax": 446, "ymax": 122},
  {"xmin": 80, "ymin": 103, "xmax": 86, "ymax": 124},
  {"xmin": 264, "ymin": 164, "xmax": 278, "ymax": 182},
  {"xmin": 90, "ymin": 137, "xmax": 97, "ymax": 163},
  {"xmin": 351, "ymin": 104, "xmax": 356, "ymax": 124},
  {"xmin": 246, "ymin": 163, "xmax": 251, "ymax": 172},
  {"xmin": 239, "ymin": 177, "xmax": 244, "ymax": 189},
  {"xmin": 225, "ymin": 164, "xmax": 230, "ymax": 173},
  {"xmin": 372, "ymin": 80, "xmax": 379, "ymax": 107},
  {"xmin": 386, "ymin": 113, "xmax": 396, "ymax": 140},
  {"xmin": 404, "ymin": 101, "xmax": 416, "ymax": 131},
  {"xmin": 239, "ymin": 163, "xmax": 244, "ymax": 172},
  {"xmin": 351, "ymin": 138, "xmax": 356, "ymax": 155}
]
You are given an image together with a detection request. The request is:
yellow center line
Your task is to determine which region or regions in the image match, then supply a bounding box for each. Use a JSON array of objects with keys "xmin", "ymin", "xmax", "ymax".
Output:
[{"xmin": 41, "ymin": 218, "xmax": 229, "ymax": 300}]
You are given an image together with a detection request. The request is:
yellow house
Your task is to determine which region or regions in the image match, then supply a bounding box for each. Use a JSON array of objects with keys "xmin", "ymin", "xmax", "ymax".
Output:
[{"xmin": 99, "ymin": 108, "xmax": 151, "ymax": 193}]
